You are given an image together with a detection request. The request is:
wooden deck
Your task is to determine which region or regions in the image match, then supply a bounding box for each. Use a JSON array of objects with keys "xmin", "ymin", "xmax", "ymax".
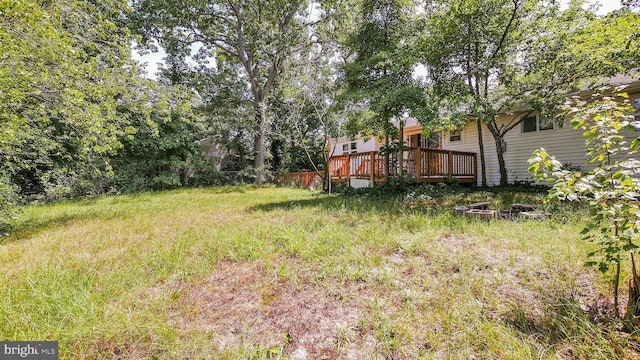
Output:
[{"xmin": 329, "ymin": 147, "xmax": 477, "ymax": 185}]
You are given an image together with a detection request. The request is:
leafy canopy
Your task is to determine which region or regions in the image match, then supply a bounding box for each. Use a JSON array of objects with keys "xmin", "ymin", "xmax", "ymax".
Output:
[{"xmin": 341, "ymin": 0, "xmax": 424, "ymax": 138}]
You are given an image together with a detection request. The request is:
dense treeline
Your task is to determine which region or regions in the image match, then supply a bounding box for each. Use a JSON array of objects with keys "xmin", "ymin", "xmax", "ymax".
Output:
[
  {"xmin": 0, "ymin": 2, "xmax": 217, "ymax": 206},
  {"xmin": 1, "ymin": 0, "xmax": 638, "ymax": 229}
]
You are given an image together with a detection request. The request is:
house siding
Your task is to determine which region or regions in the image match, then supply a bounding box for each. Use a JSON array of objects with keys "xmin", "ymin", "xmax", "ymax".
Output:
[
  {"xmin": 443, "ymin": 122, "xmax": 500, "ymax": 186},
  {"xmin": 444, "ymin": 92, "xmax": 640, "ymax": 186},
  {"xmin": 330, "ymin": 137, "xmax": 380, "ymax": 156}
]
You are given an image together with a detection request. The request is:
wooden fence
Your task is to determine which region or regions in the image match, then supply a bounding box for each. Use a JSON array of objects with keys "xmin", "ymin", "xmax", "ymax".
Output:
[{"xmin": 273, "ymin": 171, "xmax": 324, "ymax": 189}]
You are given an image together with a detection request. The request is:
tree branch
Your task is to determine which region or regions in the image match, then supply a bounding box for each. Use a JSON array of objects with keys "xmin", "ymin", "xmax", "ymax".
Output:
[{"xmin": 489, "ymin": 0, "xmax": 520, "ymax": 61}]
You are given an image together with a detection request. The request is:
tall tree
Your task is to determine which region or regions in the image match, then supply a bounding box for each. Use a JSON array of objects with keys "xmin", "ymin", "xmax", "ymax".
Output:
[
  {"xmin": 421, "ymin": 0, "xmax": 533, "ymax": 186},
  {"xmin": 271, "ymin": 45, "xmax": 344, "ymax": 185},
  {"xmin": 420, "ymin": 0, "xmax": 612, "ymax": 186},
  {"xmin": 132, "ymin": 0, "xmax": 335, "ymax": 183},
  {"xmin": 341, "ymin": 0, "xmax": 424, "ymax": 178}
]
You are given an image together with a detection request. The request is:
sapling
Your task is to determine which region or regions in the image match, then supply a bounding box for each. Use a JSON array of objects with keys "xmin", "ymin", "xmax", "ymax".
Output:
[{"xmin": 528, "ymin": 90, "xmax": 640, "ymax": 328}]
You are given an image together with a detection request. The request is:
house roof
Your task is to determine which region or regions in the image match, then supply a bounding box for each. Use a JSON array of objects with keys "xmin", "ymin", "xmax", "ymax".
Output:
[
  {"xmin": 603, "ymin": 74, "xmax": 640, "ymax": 87},
  {"xmin": 497, "ymin": 76, "xmax": 640, "ymax": 115}
]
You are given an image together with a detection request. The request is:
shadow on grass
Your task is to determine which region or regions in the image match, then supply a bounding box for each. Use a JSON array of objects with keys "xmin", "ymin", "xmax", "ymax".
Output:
[
  {"xmin": 250, "ymin": 184, "xmax": 548, "ymax": 216},
  {"xmin": 249, "ymin": 196, "xmax": 344, "ymax": 212},
  {"xmin": 3, "ymin": 204, "xmax": 127, "ymax": 245},
  {"xmin": 199, "ymin": 185, "xmax": 248, "ymax": 194},
  {"xmin": 248, "ymin": 193, "xmax": 430, "ymax": 216}
]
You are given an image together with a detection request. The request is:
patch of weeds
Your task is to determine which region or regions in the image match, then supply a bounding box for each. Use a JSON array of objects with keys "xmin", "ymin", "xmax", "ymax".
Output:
[
  {"xmin": 502, "ymin": 291, "xmax": 629, "ymax": 359},
  {"xmin": 411, "ymin": 182, "xmax": 468, "ymax": 198},
  {"xmin": 358, "ymin": 301, "xmax": 404, "ymax": 359},
  {"xmin": 335, "ymin": 324, "xmax": 356, "ymax": 350}
]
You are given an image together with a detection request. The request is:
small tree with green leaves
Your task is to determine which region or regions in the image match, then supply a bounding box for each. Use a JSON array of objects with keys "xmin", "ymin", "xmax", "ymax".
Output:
[{"xmin": 528, "ymin": 90, "xmax": 640, "ymax": 328}]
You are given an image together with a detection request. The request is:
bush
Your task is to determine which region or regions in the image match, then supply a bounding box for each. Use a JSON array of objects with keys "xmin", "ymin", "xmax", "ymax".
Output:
[
  {"xmin": 188, "ymin": 159, "xmax": 231, "ymax": 187},
  {"xmin": 0, "ymin": 172, "xmax": 20, "ymax": 236}
]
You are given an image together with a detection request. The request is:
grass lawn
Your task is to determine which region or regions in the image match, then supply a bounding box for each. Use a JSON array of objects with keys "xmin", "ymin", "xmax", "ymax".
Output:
[{"xmin": 0, "ymin": 186, "xmax": 637, "ymax": 359}]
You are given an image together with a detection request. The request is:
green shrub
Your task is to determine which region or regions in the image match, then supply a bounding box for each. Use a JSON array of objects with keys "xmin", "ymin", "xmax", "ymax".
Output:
[
  {"xmin": 529, "ymin": 91, "xmax": 640, "ymax": 328},
  {"xmin": 0, "ymin": 171, "xmax": 19, "ymax": 236}
]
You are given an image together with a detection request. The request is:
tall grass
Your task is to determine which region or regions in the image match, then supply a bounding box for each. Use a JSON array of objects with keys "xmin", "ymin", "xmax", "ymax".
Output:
[{"xmin": 0, "ymin": 186, "xmax": 635, "ymax": 359}]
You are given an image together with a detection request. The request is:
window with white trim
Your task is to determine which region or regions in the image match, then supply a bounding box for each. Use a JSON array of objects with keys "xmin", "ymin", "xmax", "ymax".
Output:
[
  {"xmin": 449, "ymin": 129, "xmax": 462, "ymax": 142},
  {"xmin": 522, "ymin": 114, "xmax": 554, "ymax": 133},
  {"xmin": 538, "ymin": 116, "xmax": 554, "ymax": 131},
  {"xmin": 342, "ymin": 141, "xmax": 357, "ymax": 153}
]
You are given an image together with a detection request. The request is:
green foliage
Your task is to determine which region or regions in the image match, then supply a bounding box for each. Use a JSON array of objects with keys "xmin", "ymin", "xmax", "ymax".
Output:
[
  {"xmin": 529, "ymin": 91, "xmax": 640, "ymax": 321},
  {"xmin": 0, "ymin": 171, "xmax": 19, "ymax": 236},
  {"xmin": 573, "ymin": 8, "xmax": 640, "ymax": 77},
  {"xmin": 132, "ymin": 0, "xmax": 335, "ymax": 183},
  {"xmin": 113, "ymin": 111, "xmax": 199, "ymax": 192},
  {"xmin": 187, "ymin": 159, "xmax": 230, "ymax": 187},
  {"xmin": 404, "ymin": 182, "xmax": 466, "ymax": 200},
  {"xmin": 420, "ymin": 0, "xmax": 635, "ymax": 186},
  {"xmin": 340, "ymin": 0, "xmax": 424, "ymax": 138},
  {"xmin": 0, "ymin": 0, "xmax": 145, "ymax": 201},
  {"xmin": 0, "ymin": 0, "xmax": 217, "ymax": 204},
  {"xmin": 378, "ymin": 139, "xmax": 407, "ymax": 156}
]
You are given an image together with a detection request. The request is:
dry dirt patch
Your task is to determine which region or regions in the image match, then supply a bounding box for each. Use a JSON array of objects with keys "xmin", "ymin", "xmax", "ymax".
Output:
[
  {"xmin": 168, "ymin": 260, "xmax": 366, "ymax": 359},
  {"xmin": 99, "ymin": 235, "xmax": 611, "ymax": 359}
]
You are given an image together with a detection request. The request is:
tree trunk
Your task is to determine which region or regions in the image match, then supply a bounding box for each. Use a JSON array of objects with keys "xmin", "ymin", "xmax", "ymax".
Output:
[
  {"xmin": 476, "ymin": 119, "xmax": 487, "ymax": 187},
  {"xmin": 495, "ymin": 136, "xmax": 508, "ymax": 186},
  {"xmin": 624, "ymin": 254, "xmax": 640, "ymax": 331},
  {"xmin": 614, "ymin": 261, "xmax": 621, "ymax": 318},
  {"xmin": 270, "ymin": 139, "xmax": 282, "ymax": 172},
  {"xmin": 324, "ymin": 132, "xmax": 331, "ymax": 193},
  {"xmin": 398, "ymin": 121, "xmax": 404, "ymax": 186},
  {"xmin": 253, "ymin": 101, "xmax": 267, "ymax": 184}
]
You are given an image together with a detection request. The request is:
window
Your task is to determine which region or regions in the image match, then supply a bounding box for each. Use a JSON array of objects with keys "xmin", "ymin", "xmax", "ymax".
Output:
[
  {"xmin": 342, "ymin": 142, "xmax": 357, "ymax": 153},
  {"xmin": 522, "ymin": 114, "xmax": 554, "ymax": 133},
  {"xmin": 522, "ymin": 116, "xmax": 537, "ymax": 133},
  {"xmin": 449, "ymin": 129, "xmax": 462, "ymax": 142},
  {"xmin": 410, "ymin": 134, "xmax": 423, "ymax": 147},
  {"xmin": 538, "ymin": 116, "xmax": 554, "ymax": 131},
  {"xmin": 410, "ymin": 133, "xmax": 441, "ymax": 148}
]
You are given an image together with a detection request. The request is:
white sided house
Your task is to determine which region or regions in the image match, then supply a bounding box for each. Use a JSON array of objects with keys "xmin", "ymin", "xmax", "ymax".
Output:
[{"xmin": 329, "ymin": 78, "xmax": 640, "ymax": 187}]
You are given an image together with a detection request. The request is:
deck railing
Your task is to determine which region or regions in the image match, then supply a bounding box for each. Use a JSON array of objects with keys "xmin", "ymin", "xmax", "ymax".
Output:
[{"xmin": 329, "ymin": 147, "xmax": 477, "ymax": 184}]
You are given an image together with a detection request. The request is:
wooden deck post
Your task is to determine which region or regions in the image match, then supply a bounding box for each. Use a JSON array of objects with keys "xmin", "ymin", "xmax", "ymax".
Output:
[
  {"xmin": 370, "ymin": 151, "xmax": 375, "ymax": 185},
  {"xmin": 415, "ymin": 147, "xmax": 421, "ymax": 183},
  {"xmin": 346, "ymin": 153, "xmax": 351, "ymax": 187},
  {"xmin": 328, "ymin": 155, "xmax": 332, "ymax": 186},
  {"xmin": 448, "ymin": 150, "xmax": 453, "ymax": 180},
  {"xmin": 473, "ymin": 153, "xmax": 478, "ymax": 186}
]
